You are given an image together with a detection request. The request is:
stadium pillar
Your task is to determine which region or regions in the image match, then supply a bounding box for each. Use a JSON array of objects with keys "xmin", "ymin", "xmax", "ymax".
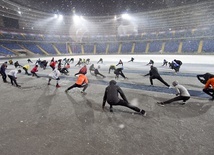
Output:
[
  {"xmin": 161, "ymin": 42, "xmax": 166, "ymax": 53},
  {"xmin": 197, "ymin": 40, "xmax": 203, "ymax": 54},
  {"xmin": 118, "ymin": 43, "xmax": 122, "ymax": 54},
  {"xmin": 106, "ymin": 43, "xmax": 109, "ymax": 54},
  {"xmin": 81, "ymin": 44, "xmax": 84, "ymax": 54},
  {"xmin": 94, "ymin": 44, "xmax": 96, "ymax": 54},
  {"xmin": 52, "ymin": 44, "xmax": 61, "ymax": 55},
  {"xmin": 131, "ymin": 42, "xmax": 135, "ymax": 54},
  {"xmin": 66, "ymin": 43, "xmax": 72, "ymax": 54},
  {"xmin": 145, "ymin": 42, "xmax": 150, "ymax": 53},
  {"xmin": 36, "ymin": 45, "xmax": 49, "ymax": 55},
  {"xmin": 178, "ymin": 41, "xmax": 183, "ymax": 54}
]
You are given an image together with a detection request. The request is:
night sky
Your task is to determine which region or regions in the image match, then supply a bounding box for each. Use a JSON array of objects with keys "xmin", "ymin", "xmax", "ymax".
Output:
[{"xmin": 11, "ymin": 0, "xmax": 209, "ymax": 16}]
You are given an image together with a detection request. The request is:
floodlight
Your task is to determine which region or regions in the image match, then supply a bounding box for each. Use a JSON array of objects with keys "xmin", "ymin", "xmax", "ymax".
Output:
[
  {"xmin": 122, "ymin": 13, "xmax": 131, "ymax": 20},
  {"xmin": 58, "ymin": 14, "xmax": 63, "ymax": 19},
  {"xmin": 73, "ymin": 15, "xmax": 80, "ymax": 22}
]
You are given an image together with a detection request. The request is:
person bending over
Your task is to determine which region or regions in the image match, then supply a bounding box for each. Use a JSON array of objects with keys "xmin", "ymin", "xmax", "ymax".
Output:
[
  {"xmin": 197, "ymin": 73, "xmax": 214, "ymax": 85},
  {"xmin": 109, "ymin": 65, "xmax": 116, "ymax": 74},
  {"xmin": 65, "ymin": 73, "xmax": 88, "ymax": 94},
  {"xmin": 203, "ymin": 77, "xmax": 214, "ymax": 100},
  {"xmin": 8, "ymin": 69, "xmax": 21, "ymax": 87},
  {"xmin": 102, "ymin": 80, "xmax": 146, "ymax": 116},
  {"xmin": 48, "ymin": 68, "xmax": 61, "ymax": 88},
  {"xmin": 144, "ymin": 65, "xmax": 170, "ymax": 88},
  {"xmin": 157, "ymin": 81, "xmax": 190, "ymax": 106}
]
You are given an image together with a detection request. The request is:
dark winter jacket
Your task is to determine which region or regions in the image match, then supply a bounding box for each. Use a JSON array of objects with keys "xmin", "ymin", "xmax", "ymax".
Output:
[
  {"xmin": 145, "ymin": 66, "xmax": 160, "ymax": 77},
  {"xmin": 103, "ymin": 80, "xmax": 128, "ymax": 107}
]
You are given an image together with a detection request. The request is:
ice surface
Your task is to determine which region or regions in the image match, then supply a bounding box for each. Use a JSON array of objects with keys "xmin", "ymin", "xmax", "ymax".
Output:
[{"xmin": 0, "ymin": 54, "xmax": 214, "ymax": 155}]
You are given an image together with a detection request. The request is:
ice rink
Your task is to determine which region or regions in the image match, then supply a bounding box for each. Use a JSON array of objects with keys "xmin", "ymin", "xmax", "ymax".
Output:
[{"xmin": 0, "ymin": 54, "xmax": 214, "ymax": 155}]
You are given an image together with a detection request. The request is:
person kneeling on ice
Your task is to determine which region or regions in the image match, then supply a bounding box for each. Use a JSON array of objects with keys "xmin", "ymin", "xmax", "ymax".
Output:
[
  {"xmin": 157, "ymin": 81, "xmax": 190, "ymax": 106},
  {"xmin": 203, "ymin": 77, "xmax": 214, "ymax": 100},
  {"xmin": 48, "ymin": 68, "xmax": 61, "ymax": 88},
  {"xmin": 65, "ymin": 73, "xmax": 88, "ymax": 94},
  {"xmin": 102, "ymin": 80, "xmax": 146, "ymax": 116},
  {"xmin": 197, "ymin": 72, "xmax": 214, "ymax": 85}
]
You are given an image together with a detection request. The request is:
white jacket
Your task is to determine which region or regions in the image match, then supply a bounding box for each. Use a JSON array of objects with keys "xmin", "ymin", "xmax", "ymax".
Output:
[
  {"xmin": 49, "ymin": 68, "xmax": 61, "ymax": 80},
  {"xmin": 175, "ymin": 84, "xmax": 190, "ymax": 97}
]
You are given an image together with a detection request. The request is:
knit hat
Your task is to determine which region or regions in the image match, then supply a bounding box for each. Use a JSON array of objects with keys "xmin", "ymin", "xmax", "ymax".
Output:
[{"xmin": 172, "ymin": 80, "xmax": 178, "ymax": 86}]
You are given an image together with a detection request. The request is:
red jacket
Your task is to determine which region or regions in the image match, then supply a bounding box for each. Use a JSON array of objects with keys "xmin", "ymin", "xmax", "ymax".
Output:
[
  {"xmin": 31, "ymin": 66, "xmax": 38, "ymax": 73},
  {"xmin": 50, "ymin": 61, "xmax": 57, "ymax": 67},
  {"xmin": 79, "ymin": 66, "xmax": 87, "ymax": 74}
]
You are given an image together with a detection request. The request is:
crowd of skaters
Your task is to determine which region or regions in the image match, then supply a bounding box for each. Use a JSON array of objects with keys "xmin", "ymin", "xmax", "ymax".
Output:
[{"xmin": 1, "ymin": 56, "xmax": 214, "ymax": 116}]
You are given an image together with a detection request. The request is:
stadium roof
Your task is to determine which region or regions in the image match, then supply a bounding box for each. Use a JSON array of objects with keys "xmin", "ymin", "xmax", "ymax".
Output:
[{"xmin": 9, "ymin": 0, "xmax": 210, "ymax": 16}]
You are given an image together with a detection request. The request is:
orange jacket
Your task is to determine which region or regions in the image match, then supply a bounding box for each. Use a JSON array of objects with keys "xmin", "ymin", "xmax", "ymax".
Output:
[
  {"xmin": 204, "ymin": 77, "xmax": 214, "ymax": 89},
  {"xmin": 76, "ymin": 74, "xmax": 88, "ymax": 85}
]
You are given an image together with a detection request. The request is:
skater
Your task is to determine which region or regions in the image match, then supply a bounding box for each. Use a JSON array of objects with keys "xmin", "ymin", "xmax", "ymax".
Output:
[
  {"xmin": 144, "ymin": 65, "xmax": 170, "ymax": 87},
  {"xmin": 157, "ymin": 81, "xmax": 190, "ymax": 106},
  {"xmin": 48, "ymin": 68, "xmax": 61, "ymax": 88},
  {"xmin": 60, "ymin": 63, "xmax": 70, "ymax": 75},
  {"xmin": 65, "ymin": 73, "xmax": 88, "ymax": 94},
  {"xmin": 57, "ymin": 59, "xmax": 62, "ymax": 71},
  {"xmin": 170, "ymin": 59, "xmax": 182, "ymax": 73},
  {"xmin": 86, "ymin": 58, "xmax": 90, "ymax": 65},
  {"xmin": 162, "ymin": 59, "xmax": 168, "ymax": 66},
  {"xmin": 109, "ymin": 65, "xmax": 116, "ymax": 74},
  {"xmin": 35, "ymin": 58, "xmax": 41, "ymax": 65},
  {"xmin": 197, "ymin": 73, "xmax": 214, "ymax": 85},
  {"xmin": 0, "ymin": 62, "xmax": 8, "ymax": 83},
  {"xmin": 22, "ymin": 64, "xmax": 31, "ymax": 75},
  {"xmin": 14, "ymin": 61, "xmax": 21, "ymax": 68},
  {"xmin": 8, "ymin": 59, "xmax": 13, "ymax": 65},
  {"xmin": 40, "ymin": 60, "xmax": 48, "ymax": 70},
  {"xmin": 31, "ymin": 65, "xmax": 39, "ymax": 78},
  {"xmin": 50, "ymin": 57, "xmax": 54, "ymax": 62},
  {"xmin": 116, "ymin": 59, "xmax": 123, "ymax": 67},
  {"xmin": 146, "ymin": 59, "xmax": 154, "ymax": 66},
  {"xmin": 102, "ymin": 80, "xmax": 146, "ymax": 115},
  {"xmin": 74, "ymin": 65, "xmax": 87, "ymax": 76},
  {"xmin": 97, "ymin": 58, "xmax": 103, "ymax": 64},
  {"xmin": 114, "ymin": 68, "xmax": 127, "ymax": 79},
  {"xmin": 69, "ymin": 58, "xmax": 74, "ymax": 63},
  {"xmin": 50, "ymin": 60, "xmax": 57, "ymax": 70},
  {"xmin": 7, "ymin": 69, "xmax": 21, "ymax": 87},
  {"xmin": 203, "ymin": 77, "xmax": 214, "ymax": 100},
  {"xmin": 75, "ymin": 58, "xmax": 82, "ymax": 66},
  {"xmin": 89, "ymin": 64, "xmax": 95, "ymax": 73},
  {"xmin": 94, "ymin": 68, "xmax": 105, "ymax": 78},
  {"xmin": 128, "ymin": 57, "xmax": 134, "ymax": 62},
  {"xmin": 27, "ymin": 58, "xmax": 33, "ymax": 63}
]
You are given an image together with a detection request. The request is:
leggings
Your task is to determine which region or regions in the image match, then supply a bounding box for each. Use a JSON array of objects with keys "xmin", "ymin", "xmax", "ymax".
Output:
[
  {"xmin": 150, "ymin": 76, "xmax": 170, "ymax": 87},
  {"xmin": 108, "ymin": 99, "xmax": 145, "ymax": 113},
  {"xmin": 203, "ymin": 88, "xmax": 214, "ymax": 97},
  {"xmin": 163, "ymin": 96, "xmax": 190, "ymax": 104},
  {"xmin": 8, "ymin": 75, "xmax": 19, "ymax": 86},
  {"xmin": 67, "ymin": 83, "xmax": 88, "ymax": 92}
]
